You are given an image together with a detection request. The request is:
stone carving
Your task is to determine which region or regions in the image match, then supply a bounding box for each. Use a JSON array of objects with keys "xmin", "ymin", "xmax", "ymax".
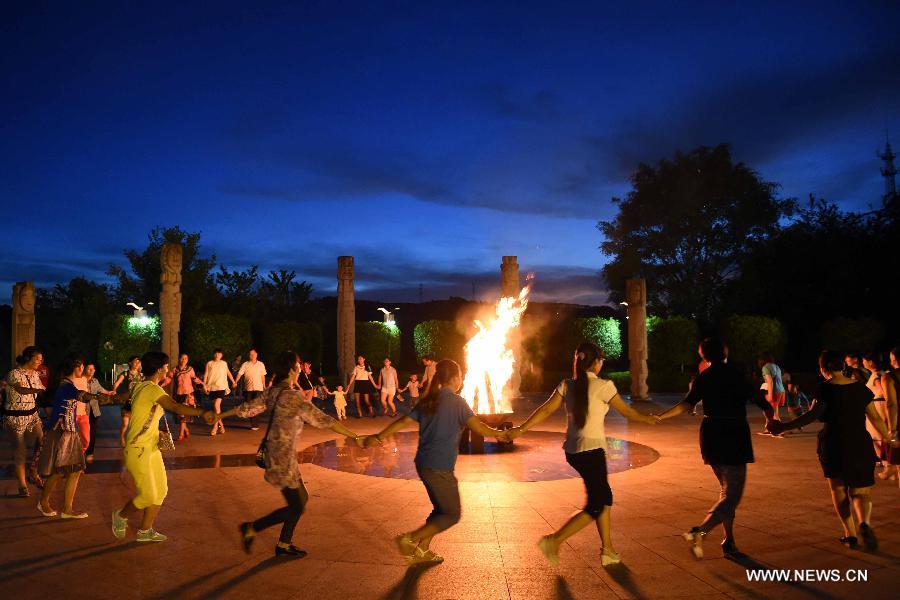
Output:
[
  {"xmin": 160, "ymin": 243, "xmax": 183, "ymax": 365},
  {"xmin": 500, "ymin": 256, "xmax": 520, "ymax": 298},
  {"xmin": 337, "ymin": 256, "xmax": 356, "ymax": 383},
  {"xmin": 501, "ymin": 256, "xmax": 522, "ymax": 398},
  {"xmin": 626, "ymin": 279, "xmax": 649, "ymax": 400},
  {"xmin": 11, "ymin": 282, "xmax": 36, "ymax": 362}
]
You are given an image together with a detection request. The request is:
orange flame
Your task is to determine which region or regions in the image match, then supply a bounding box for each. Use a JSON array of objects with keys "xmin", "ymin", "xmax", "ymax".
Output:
[{"xmin": 461, "ymin": 276, "xmax": 533, "ymax": 414}]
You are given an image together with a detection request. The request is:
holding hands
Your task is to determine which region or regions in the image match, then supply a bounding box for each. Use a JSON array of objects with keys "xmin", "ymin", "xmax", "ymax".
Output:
[{"xmin": 201, "ymin": 410, "xmax": 219, "ymax": 425}]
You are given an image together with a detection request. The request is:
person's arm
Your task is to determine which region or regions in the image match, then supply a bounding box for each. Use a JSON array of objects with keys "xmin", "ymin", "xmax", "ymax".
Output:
[
  {"xmin": 865, "ymin": 402, "xmax": 890, "ymax": 439},
  {"xmin": 234, "ymin": 364, "xmax": 245, "ymax": 385},
  {"xmin": 772, "ymin": 399, "xmax": 825, "ymax": 433},
  {"xmin": 658, "ymin": 401, "xmax": 692, "ymax": 420},
  {"xmin": 157, "ymin": 394, "xmax": 216, "ymax": 424},
  {"xmin": 365, "ymin": 415, "xmax": 416, "ymax": 447},
  {"xmin": 112, "ymin": 374, "xmax": 125, "ymax": 391},
  {"xmin": 465, "ymin": 415, "xmax": 505, "ymax": 439},
  {"xmin": 328, "ymin": 419, "xmax": 363, "ymax": 445},
  {"xmin": 398, "ymin": 382, "xmax": 409, "ymax": 393},
  {"xmin": 509, "ymin": 390, "xmax": 564, "ymax": 438},
  {"xmin": 609, "ymin": 393, "xmax": 660, "ymax": 424},
  {"xmin": 882, "ymin": 374, "xmax": 898, "ymax": 436},
  {"xmin": 763, "ymin": 372, "xmax": 774, "ymax": 404},
  {"xmin": 219, "ymin": 390, "xmax": 270, "ymax": 420},
  {"xmin": 369, "ymin": 372, "xmax": 380, "ymax": 389},
  {"xmin": 202, "ymin": 363, "xmax": 211, "ymax": 388},
  {"xmin": 227, "ymin": 368, "xmax": 237, "ymax": 387}
]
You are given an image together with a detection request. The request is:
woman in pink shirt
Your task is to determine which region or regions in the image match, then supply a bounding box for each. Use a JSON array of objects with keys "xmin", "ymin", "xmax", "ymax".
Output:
[{"xmin": 168, "ymin": 354, "xmax": 205, "ymax": 441}]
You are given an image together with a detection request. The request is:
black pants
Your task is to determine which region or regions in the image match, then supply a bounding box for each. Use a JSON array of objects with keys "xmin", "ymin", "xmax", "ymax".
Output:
[
  {"xmin": 253, "ymin": 484, "xmax": 308, "ymax": 544},
  {"xmin": 700, "ymin": 464, "xmax": 746, "ymax": 533},
  {"xmin": 566, "ymin": 448, "xmax": 612, "ymax": 517},
  {"xmin": 86, "ymin": 412, "xmax": 99, "ymax": 456}
]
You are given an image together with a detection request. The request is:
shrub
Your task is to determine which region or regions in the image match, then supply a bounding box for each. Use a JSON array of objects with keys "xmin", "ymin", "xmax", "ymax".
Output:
[
  {"xmin": 820, "ymin": 317, "xmax": 885, "ymax": 355},
  {"xmin": 355, "ymin": 322, "xmax": 401, "ymax": 366},
  {"xmin": 413, "ymin": 320, "xmax": 465, "ymax": 363},
  {"xmin": 574, "ymin": 317, "xmax": 623, "ymax": 360},
  {"xmin": 259, "ymin": 321, "xmax": 323, "ymax": 365},
  {"xmin": 647, "ymin": 316, "xmax": 699, "ymax": 371},
  {"xmin": 606, "ymin": 370, "xmax": 631, "ymax": 393},
  {"xmin": 184, "ymin": 314, "xmax": 252, "ymax": 363},
  {"xmin": 97, "ymin": 314, "xmax": 161, "ymax": 373},
  {"xmin": 721, "ymin": 315, "xmax": 786, "ymax": 366}
]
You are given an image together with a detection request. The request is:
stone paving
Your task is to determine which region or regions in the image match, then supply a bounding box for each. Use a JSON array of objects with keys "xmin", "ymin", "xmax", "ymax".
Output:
[{"xmin": 1, "ymin": 394, "xmax": 898, "ymax": 599}]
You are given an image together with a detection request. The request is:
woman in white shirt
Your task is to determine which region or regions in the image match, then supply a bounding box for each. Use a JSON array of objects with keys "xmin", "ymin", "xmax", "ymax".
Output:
[
  {"xmin": 203, "ymin": 349, "xmax": 236, "ymax": 435},
  {"xmin": 346, "ymin": 355, "xmax": 379, "ymax": 418},
  {"xmin": 509, "ymin": 342, "xmax": 659, "ymax": 566}
]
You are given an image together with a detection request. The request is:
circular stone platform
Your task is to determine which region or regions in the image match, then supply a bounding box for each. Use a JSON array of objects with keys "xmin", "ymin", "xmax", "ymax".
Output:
[{"xmin": 299, "ymin": 431, "xmax": 659, "ymax": 482}]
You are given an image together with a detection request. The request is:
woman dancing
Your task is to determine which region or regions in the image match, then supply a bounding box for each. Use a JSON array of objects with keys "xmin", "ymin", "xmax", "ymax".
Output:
[
  {"xmin": 112, "ymin": 352, "xmax": 216, "ymax": 542},
  {"xmin": 220, "ymin": 351, "xmax": 363, "ymax": 557},
  {"xmin": 658, "ymin": 338, "xmax": 774, "ymax": 559},
  {"xmin": 507, "ymin": 343, "xmax": 659, "ymax": 566},
  {"xmin": 366, "ymin": 359, "xmax": 507, "ymax": 565},
  {"xmin": 4, "ymin": 346, "xmax": 46, "ymax": 497},
  {"xmin": 347, "ymin": 355, "xmax": 379, "ymax": 418},
  {"xmin": 168, "ymin": 353, "xmax": 205, "ymax": 441},
  {"xmin": 769, "ymin": 350, "xmax": 889, "ymax": 550}
]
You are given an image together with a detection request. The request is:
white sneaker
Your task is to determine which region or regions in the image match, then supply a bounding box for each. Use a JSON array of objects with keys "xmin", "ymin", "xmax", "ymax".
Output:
[{"xmin": 37, "ymin": 502, "xmax": 57, "ymax": 517}]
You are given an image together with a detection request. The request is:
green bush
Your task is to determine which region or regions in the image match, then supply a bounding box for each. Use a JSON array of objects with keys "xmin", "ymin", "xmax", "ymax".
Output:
[
  {"xmin": 606, "ymin": 370, "xmax": 631, "ymax": 393},
  {"xmin": 648, "ymin": 316, "xmax": 699, "ymax": 371},
  {"xmin": 721, "ymin": 314, "xmax": 786, "ymax": 366},
  {"xmin": 413, "ymin": 320, "xmax": 465, "ymax": 363},
  {"xmin": 574, "ymin": 317, "xmax": 623, "ymax": 360},
  {"xmin": 355, "ymin": 322, "xmax": 401, "ymax": 366},
  {"xmin": 184, "ymin": 314, "xmax": 252, "ymax": 363},
  {"xmin": 820, "ymin": 317, "xmax": 885, "ymax": 354},
  {"xmin": 259, "ymin": 321, "xmax": 323, "ymax": 364},
  {"xmin": 97, "ymin": 314, "xmax": 161, "ymax": 373}
]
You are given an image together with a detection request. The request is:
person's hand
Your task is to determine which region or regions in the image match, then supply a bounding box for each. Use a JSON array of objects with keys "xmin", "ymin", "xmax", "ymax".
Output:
[
  {"xmin": 353, "ymin": 435, "xmax": 365, "ymax": 448},
  {"xmin": 766, "ymin": 419, "xmax": 784, "ymax": 435},
  {"xmin": 201, "ymin": 410, "xmax": 217, "ymax": 425},
  {"xmin": 505, "ymin": 426, "xmax": 523, "ymax": 441},
  {"xmin": 495, "ymin": 430, "xmax": 510, "ymax": 443},
  {"xmin": 644, "ymin": 414, "xmax": 662, "ymax": 425},
  {"xmin": 363, "ymin": 436, "xmax": 381, "ymax": 448}
]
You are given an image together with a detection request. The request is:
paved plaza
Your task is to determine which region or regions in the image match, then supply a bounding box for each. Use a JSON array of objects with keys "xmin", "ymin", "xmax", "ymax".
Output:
[{"xmin": 2, "ymin": 394, "xmax": 898, "ymax": 599}]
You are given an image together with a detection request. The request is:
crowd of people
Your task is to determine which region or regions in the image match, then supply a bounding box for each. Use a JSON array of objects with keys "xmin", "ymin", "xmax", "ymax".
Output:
[{"xmin": 2, "ymin": 338, "xmax": 898, "ymax": 568}]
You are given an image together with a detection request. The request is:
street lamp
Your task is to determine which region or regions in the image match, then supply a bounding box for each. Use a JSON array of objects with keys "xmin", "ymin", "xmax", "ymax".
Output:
[{"xmin": 377, "ymin": 307, "xmax": 400, "ymax": 328}]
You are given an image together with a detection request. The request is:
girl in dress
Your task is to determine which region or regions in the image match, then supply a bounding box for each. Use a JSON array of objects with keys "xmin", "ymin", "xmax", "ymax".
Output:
[
  {"xmin": 168, "ymin": 353, "xmax": 205, "ymax": 441},
  {"xmin": 346, "ymin": 355, "xmax": 379, "ymax": 418}
]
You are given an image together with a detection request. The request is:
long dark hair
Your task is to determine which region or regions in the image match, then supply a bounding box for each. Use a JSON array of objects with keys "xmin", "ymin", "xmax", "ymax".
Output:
[
  {"xmin": 272, "ymin": 351, "xmax": 300, "ymax": 382},
  {"xmin": 15, "ymin": 345, "xmax": 42, "ymax": 367},
  {"xmin": 417, "ymin": 359, "xmax": 461, "ymax": 416},
  {"xmin": 571, "ymin": 342, "xmax": 605, "ymax": 430}
]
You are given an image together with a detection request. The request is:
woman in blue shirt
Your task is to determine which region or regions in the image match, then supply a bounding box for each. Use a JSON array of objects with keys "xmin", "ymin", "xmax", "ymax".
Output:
[{"xmin": 366, "ymin": 359, "xmax": 507, "ymax": 565}]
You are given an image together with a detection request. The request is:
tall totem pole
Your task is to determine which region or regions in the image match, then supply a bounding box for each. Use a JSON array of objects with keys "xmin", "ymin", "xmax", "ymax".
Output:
[
  {"xmin": 626, "ymin": 278, "xmax": 649, "ymax": 400},
  {"xmin": 11, "ymin": 282, "xmax": 36, "ymax": 364},
  {"xmin": 501, "ymin": 256, "xmax": 522, "ymax": 398},
  {"xmin": 337, "ymin": 256, "xmax": 356, "ymax": 384},
  {"xmin": 160, "ymin": 243, "xmax": 183, "ymax": 366}
]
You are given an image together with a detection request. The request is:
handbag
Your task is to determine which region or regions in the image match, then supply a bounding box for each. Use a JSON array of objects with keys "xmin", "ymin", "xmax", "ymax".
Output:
[
  {"xmin": 132, "ymin": 383, "xmax": 175, "ymax": 453},
  {"xmin": 256, "ymin": 395, "xmax": 279, "ymax": 469}
]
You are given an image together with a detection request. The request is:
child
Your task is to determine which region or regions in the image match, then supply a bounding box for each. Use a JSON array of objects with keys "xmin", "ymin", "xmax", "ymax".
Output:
[
  {"xmin": 365, "ymin": 359, "xmax": 507, "ymax": 565},
  {"xmin": 314, "ymin": 376, "xmax": 330, "ymax": 410},
  {"xmin": 785, "ymin": 382, "xmax": 809, "ymax": 423},
  {"xmin": 398, "ymin": 374, "xmax": 421, "ymax": 407},
  {"xmin": 329, "ymin": 385, "xmax": 348, "ymax": 420}
]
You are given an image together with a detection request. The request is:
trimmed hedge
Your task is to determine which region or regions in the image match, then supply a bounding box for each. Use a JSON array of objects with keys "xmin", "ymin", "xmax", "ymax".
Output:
[
  {"xmin": 355, "ymin": 322, "xmax": 401, "ymax": 366},
  {"xmin": 574, "ymin": 317, "xmax": 623, "ymax": 360},
  {"xmin": 184, "ymin": 314, "xmax": 252, "ymax": 363},
  {"xmin": 721, "ymin": 314, "xmax": 786, "ymax": 366},
  {"xmin": 97, "ymin": 314, "xmax": 161, "ymax": 373},
  {"xmin": 413, "ymin": 320, "xmax": 465, "ymax": 363},
  {"xmin": 259, "ymin": 320, "xmax": 322, "ymax": 365},
  {"xmin": 820, "ymin": 317, "xmax": 885, "ymax": 354},
  {"xmin": 647, "ymin": 316, "xmax": 699, "ymax": 371}
]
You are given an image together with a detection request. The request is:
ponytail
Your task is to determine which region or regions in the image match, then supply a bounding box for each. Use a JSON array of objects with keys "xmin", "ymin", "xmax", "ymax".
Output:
[{"xmin": 571, "ymin": 342, "xmax": 604, "ymax": 430}]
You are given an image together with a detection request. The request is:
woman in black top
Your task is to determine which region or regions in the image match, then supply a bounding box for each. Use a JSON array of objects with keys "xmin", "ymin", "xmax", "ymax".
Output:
[
  {"xmin": 771, "ymin": 350, "xmax": 889, "ymax": 551},
  {"xmin": 659, "ymin": 338, "xmax": 773, "ymax": 559}
]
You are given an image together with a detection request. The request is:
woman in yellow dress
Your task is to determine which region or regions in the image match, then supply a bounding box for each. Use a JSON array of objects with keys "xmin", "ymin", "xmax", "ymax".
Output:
[{"xmin": 111, "ymin": 351, "xmax": 215, "ymax": 542}]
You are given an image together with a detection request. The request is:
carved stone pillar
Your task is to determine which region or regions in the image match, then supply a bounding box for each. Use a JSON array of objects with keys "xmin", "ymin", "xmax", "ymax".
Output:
[
  {"xmin": 337, "ymin": 256, "xmax": 356, "ymax": 383},
  {"xmin": 160, "ymin": 243, "xmax": 183, "ymax": 366},
  {"xmin": 11, "ymin": 282, "xmax": 36, "ymax": 363},
  {"xmin": 626, "ymin": 279, "xmax": 649, "ymax": 400},
  {"xmin": 500, "ymin": 256, "xmax": 520, "ymax": 298}
]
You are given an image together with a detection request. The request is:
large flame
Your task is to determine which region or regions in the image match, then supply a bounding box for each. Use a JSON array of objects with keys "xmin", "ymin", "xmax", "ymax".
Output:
[{"xmin": 461, "ymin": 279, "xmax": 532, "ymax": 414}]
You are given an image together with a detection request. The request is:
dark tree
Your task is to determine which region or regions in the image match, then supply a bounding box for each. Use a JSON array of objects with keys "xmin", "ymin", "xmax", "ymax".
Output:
[
  {"xmin": 599, "ymin": 144, "xmax": 794, "ymax": 323},
  {"xmin": 36, "ymin": 278, "xmax": 116, "ymax": 365}
]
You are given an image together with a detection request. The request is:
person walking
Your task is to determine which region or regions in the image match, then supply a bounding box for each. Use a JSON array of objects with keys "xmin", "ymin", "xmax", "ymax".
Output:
[
  {"xmin": 4, "ymin": 346, "xmax": 46, "ymax": 497},
  {"xmin": 347, "ymin": 355, "xmax": 379, "ymax": 418},
  {"xmin": 758, "ymin": 352, "xmax": 786, "ymax": 424},
  {"xmin": 112, "ymin": 356, "xmax": 143, "ymax": 448},
  {"xmin": 378, "ymin": 357, "xmax": 400, "ymax": 417},
  {"xmin": 879, "ymin": 347, "xmax": 900, "ymax": 483},
  {"xmin": 366, "ymin": 359, "xmax": 508, "ymax": 565},
  {"xmin": 658, "ymin": 338, "xmax": 774, "ymax": 559},
  {"xmin": 37, "ymin": 356, "xmax": 104, "ymax": 519},
  {"xmin": 112, "ymin": 352, "xmax": 215, "ymax": 542},
  {"xmin": 235, "ymin": 349, "xmax": 268, "ymax": 431},
  {"xmin": 861, "ymin": 353, "xmax": 890, "ymax": 471},
  {"xmin": 769, "ymin": 350, "xmax": 889, "ymax": 550},
  {"xmin": 203, "ymin": 349, "xmax": 236, "ymax": 436},
  {"xmin": 168, "ymin": 354, "xmax": 205, "ymax": 441},
  {"xmin": 82, "ymin": 363, "xmax": 115, "ymax": 462},
  {"xmin": 508, "ymin": 343, "xmax": 659, "ymax": 566},
  {"xmin": 220, "ymin": 352, "xmax": 363, "ymax": 557}
]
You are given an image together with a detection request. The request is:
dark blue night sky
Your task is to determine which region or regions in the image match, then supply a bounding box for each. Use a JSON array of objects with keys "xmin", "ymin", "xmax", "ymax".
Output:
[{"xmin": 2, "ymin": 1, "xmax": 898, "ymax": 305}]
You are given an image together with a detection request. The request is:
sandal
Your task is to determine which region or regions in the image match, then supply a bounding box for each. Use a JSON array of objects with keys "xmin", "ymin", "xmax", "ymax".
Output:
[
  {"xmin": 18, "ymin": 486, "xmax": 30, "ymax": 498},
  {"xmin": 839, "ymin": 536, "xmax": 858, "ymax": 548},
  {"xmin": 239, "ymin": 522, "xmax": 255, "ymax": 554}
]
